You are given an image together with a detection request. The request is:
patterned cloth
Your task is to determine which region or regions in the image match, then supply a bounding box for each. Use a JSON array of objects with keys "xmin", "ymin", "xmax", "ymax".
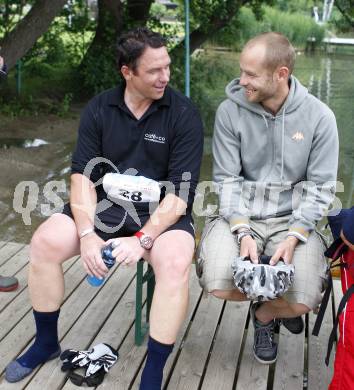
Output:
[{"xmin": 232, "ymin": 256, "xmax": 295, "ymax": 301}]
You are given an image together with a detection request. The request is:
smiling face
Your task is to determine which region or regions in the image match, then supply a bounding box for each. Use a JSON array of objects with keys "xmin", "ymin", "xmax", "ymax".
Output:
[
  {"xmin": 122, "ymin": 46, "xmax": 171, "ymax": 103},
  {"xmin": 239, "ymin": 43, "xmax": 279, "ymax": 104}
]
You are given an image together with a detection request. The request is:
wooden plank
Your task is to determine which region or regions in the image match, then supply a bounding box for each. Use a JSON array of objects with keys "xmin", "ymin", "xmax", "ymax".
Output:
[
  {"xmin": 0, "ymin": 245, "xmax": 28, "ymax": 275},
  {"xmin": 0, "ymin": 259, "xmax": 130, "ymax": 377},
  {"xmin": 235, "ymin": 319, "xmax": 269, "ymax": 390},
  {"xmin": 26, "ymin": 269, "xmax": 138, "ymax": 390},
  {"xmin": 308, "ymin": 300, "xmax": 334, "ymax": 389},
  {"xmin": 0, "ymin": 256, "xmax": 79, "ymax": 342},
  {"xmin": 272, "ymin": 326, "xmax": 304, "ymax": 390},
  {"xmin": 0, "ymin": 242, "xmax": 25, "ymax": 267},
  {"xmin": 0, "ymin": 246, "xmax": 30, "ymax": 312},
  {"xmin": 0, "ymin": 266, "xmax": 28, "ymax": 313},
  {"xmin": 131, "ymin": 270, "xmax": 203, "ymax": 389},
  {"xmin": 166, "ymin": 294, "xmax": 224, "ymax": 389},
  {"xmin": 201, "ymin": 301, "xmax": 250, "ymax": 390}
]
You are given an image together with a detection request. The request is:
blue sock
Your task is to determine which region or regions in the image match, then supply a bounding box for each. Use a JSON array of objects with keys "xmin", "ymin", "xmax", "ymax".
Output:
[
  {"xmin": 17, "ymin": 309, "xmax": 60, "ymax": 369},
  {"xmin": 140, "ymin": 336, "xmax": 174, "ymax": 390}
]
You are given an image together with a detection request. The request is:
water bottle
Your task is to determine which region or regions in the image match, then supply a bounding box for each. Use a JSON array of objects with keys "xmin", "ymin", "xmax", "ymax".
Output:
[{"xmin": 87, "ymin": 243, "xmax": 116, "ymax": 287}]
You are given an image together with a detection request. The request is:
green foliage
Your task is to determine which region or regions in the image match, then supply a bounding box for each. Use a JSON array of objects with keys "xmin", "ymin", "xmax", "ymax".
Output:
[
  {"xmin": 212, "ymin": 5, "xmax": 325, "ymax": 50},
  {"xmin": 58, "ymin": 93, "xmax": 73, "ymax": 116},
  {"xmin": 0, "ymin": 1, "xmax": 36, "ymax": 36},
  {"xmin": 180, "ymin": 53, "xmax": 236, "ymax": 134},
  {"xmin": 80, "ymin": 48, "xmax": 120, "ymax": 94},
  {"xmin": 0, "ymin": 89, "xmax": 75, "ymax": 117},
  {"xmin": 330, "ymin": 1, "xmax": 354, "ymax": 33},
  {"xmin": 273, "ymin": 0, "xmax": 316, "ymax": 13}
]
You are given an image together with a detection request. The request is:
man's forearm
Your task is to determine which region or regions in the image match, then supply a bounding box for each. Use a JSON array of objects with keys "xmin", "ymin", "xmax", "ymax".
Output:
[
  {"xmin": 141, "ymin": 193, "xmax": 187, "ymax": 239},
  {"xmin": 70, "ymin": 173, "xmax": 97, "ymax": 235}
]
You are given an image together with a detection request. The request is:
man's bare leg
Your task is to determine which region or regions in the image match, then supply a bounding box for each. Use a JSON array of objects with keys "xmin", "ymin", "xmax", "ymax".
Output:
[
  {"xmin": 211, "ymin": 289, "xmax": 248, "ymax": 302},
  {"xmin": 29, "ymin": 214, "xmax": 81, "ymax": 311},
  {"xmin": 140, "ymin": 229, "xmax": 194, "ymax": 389},
  {"xmin": 147, "ymin": 230, "xmax": 194, "ymax": 343},
  {"xmin": 5, "ymin": 214, "xmax": 80, "ymax": 383},
  {"xmin": 254, "ymin": 298, "xmax": 310, "ymax": 323}
]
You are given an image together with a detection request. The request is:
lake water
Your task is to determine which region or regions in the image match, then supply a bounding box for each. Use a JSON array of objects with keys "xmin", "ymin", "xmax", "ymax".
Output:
[{"xmin": 0, "ymin": 51, "xmax": 353, "ymax": 243}]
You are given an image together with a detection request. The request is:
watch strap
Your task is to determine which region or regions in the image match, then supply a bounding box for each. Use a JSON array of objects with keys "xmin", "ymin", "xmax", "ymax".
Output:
[{"xmin": 134, "ymin": 231, "xmax": 145, "ymax": 239}]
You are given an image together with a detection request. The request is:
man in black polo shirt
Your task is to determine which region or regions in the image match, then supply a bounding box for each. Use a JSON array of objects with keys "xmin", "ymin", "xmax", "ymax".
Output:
[{"xmin": 6, "ymin": 28, "xmax": 204, "ymax": 389}]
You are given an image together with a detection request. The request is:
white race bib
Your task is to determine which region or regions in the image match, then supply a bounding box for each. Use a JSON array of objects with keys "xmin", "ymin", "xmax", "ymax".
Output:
[{"xmin": 103, "ymin": 173, "xmax": 161, "ymax": 203}]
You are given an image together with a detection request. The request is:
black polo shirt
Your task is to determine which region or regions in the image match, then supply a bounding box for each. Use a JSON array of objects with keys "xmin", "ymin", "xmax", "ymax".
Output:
[{"xmin": 71, "ymin": 84, "xmax": 204, "ymax": 224}]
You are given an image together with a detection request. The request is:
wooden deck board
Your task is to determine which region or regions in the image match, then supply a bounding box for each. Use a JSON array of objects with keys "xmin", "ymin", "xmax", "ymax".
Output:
[
  {"xmin": 273, "ymin": 327, "xmax": 305, "ymax": 390},
  {"xmin": 235, "ymin": 320, "xmax": 269, "ymax": 390},
  {"xmin": 201, "ymin": 301, "xmax": 249, "ymax": 390},
  {"xmin": 0, "ymin": 243, "xmax": 340, "ymax": 389},
  {"xmin": 0, "ymin": 242, "xmax": 25, "ymax": 268},
  {"xmin": 166, "ymin": 295, "xmax": 224, "ymax": 389}
]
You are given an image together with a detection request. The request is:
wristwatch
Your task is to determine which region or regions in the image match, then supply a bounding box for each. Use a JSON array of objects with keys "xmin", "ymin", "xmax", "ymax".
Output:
[
  {"xmin": 134, "ymin": 231, "xmax": 154, "ymax": 250},
  {"xmin": 236, "ymin": 229, "xmax": 254, "ymax": 245}
]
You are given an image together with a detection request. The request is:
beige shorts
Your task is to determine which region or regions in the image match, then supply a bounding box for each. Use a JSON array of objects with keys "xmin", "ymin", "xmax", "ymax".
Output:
[{"xmin": 196, "ymin": 215, "xmax": 329, "ymax": 310}]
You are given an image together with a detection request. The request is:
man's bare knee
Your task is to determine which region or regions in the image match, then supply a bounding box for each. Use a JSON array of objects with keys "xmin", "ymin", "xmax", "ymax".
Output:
[
  {"xmin": 30, "ymin": 229, "xmax": 59, "ymax": 264},
  {"xmin": 30, "ymin": 226, "xmax": 74, "ymax": 265},
  {"xmin": 154, "ymin": 255, "xmax": 191, "ymax": 288}
]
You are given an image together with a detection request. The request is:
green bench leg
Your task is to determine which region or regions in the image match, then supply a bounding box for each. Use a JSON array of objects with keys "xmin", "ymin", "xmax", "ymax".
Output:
[{"xmin": 135, "ymin": 260, "xmax": 155, "ymax": 346}]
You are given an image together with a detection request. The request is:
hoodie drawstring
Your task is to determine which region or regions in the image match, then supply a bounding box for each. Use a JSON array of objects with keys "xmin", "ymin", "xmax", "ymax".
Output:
[
  {"xmin": 280, "ymin": 106, "xmax": 286, "ymax": 184},
  {"xmin": 261, "ymin": 114, "xmax": 269, "ymax": 129}
]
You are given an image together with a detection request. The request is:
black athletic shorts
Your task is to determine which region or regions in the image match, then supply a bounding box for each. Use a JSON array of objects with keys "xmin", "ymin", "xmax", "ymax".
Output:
[{"xmin": 62, "ymin": 203, "xmax": 195, "ymax": 242}]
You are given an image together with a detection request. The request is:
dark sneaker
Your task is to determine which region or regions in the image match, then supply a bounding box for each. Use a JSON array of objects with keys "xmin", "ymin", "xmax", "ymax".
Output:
[
  {"xmin": 250, "ymin": 303, "xmax": 278, "ymax": 364},
  {"xmin": 0, "ymin": 275, "xmax": 19, "ymax": 292},
  {"xmin": 280, "ymin": 316, "xmax": 304, "ymax": 334}
]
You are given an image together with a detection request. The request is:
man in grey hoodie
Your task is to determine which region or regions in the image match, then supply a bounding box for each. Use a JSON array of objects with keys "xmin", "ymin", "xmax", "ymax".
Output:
[{"xmin": 197, "ymin": 32, "xmax": 338, "ymax": 364}]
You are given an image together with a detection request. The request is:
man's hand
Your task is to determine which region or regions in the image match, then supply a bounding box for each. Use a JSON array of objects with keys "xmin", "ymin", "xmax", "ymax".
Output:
[
  {"xmin": 0, "ymin": 56, "xmax": 3, "ymax": 69},
  {"xmin": 239, "ymin": 235, "xmax": 258, "ymax": 264},
  {"xmin": 109, "ymin": 236, "xmax": 145, "ymax": 266},
  {"xmin": 270, "ymin": 236, "xmax": 299, "ymax": 265},
  {"xmin": 80, "ymin": 233, "xmax": 107, "ymax": 278}
]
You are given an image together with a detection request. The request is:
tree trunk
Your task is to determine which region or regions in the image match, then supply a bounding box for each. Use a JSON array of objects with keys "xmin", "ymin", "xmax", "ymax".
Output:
[
  {"xmin": 86, "ymin": 0, "xmax": 124, "ymax": 56},
  {"xmin": 0, "ymin": 0, "xmax": 68, "ymax": 70},
  {"xmin": 83, "ymin": 0, "xmax": 153, "ymax": 62},
  {"xmin": 79, "ymin": 0, "xmax": 153, "ymax": 93},
  {"xmin": 126, "ymin": 0, "xmax": 154, "ymax": 26}
]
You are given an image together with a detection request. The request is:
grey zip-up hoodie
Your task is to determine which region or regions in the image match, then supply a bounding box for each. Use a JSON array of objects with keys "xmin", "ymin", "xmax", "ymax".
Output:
[{"xmin": 213, "ymin": 76, "xmax": 339, "ymax": 242}]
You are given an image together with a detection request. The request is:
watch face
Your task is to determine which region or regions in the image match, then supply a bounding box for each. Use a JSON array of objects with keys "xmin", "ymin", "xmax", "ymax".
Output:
[{"xmin": 141, "ymin": 235, "xmax": 153, "ymax": 249}]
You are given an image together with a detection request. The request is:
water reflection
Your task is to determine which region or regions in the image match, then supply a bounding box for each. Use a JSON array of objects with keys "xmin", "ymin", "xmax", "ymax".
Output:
[{"xmin": 0, "ymin": 138, "xmax": 48, "ymax": 149}]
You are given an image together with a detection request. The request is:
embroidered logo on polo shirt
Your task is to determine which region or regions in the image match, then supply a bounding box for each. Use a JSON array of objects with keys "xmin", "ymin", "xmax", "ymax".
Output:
[{"xmin": 144, "ymin": 133, "xmax": 166, "ymax": 144}]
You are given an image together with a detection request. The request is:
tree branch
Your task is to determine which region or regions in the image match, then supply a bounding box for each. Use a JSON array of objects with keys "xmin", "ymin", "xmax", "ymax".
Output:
[
  {"xmin": 334, "ymin": 0, "xmax": 354, "ymax": 28},
  {"xmin": 0, "ymin": 0, "xmax": 68, "ymax": 70}
]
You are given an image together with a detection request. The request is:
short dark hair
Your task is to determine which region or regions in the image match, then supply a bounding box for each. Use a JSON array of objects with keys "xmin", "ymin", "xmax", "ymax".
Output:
[
  {"xmin": 116, "ymin": 27, "xmax": 167, "ymax": 72},
  {"xmin": 244, "ymin": 32, "xmax": 296, "ymax": 75}
]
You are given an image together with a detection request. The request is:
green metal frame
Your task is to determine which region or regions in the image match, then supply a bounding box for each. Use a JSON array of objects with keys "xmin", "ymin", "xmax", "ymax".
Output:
[{"xmin": 135, "ymin": 260, "xmax": 155, "ymax": 346}]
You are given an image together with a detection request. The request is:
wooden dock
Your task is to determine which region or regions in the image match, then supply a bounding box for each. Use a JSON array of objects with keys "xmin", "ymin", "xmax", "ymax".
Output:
[{"xmin": 0, "ymin": 241, "xmax": 340, "ymax": 389}]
